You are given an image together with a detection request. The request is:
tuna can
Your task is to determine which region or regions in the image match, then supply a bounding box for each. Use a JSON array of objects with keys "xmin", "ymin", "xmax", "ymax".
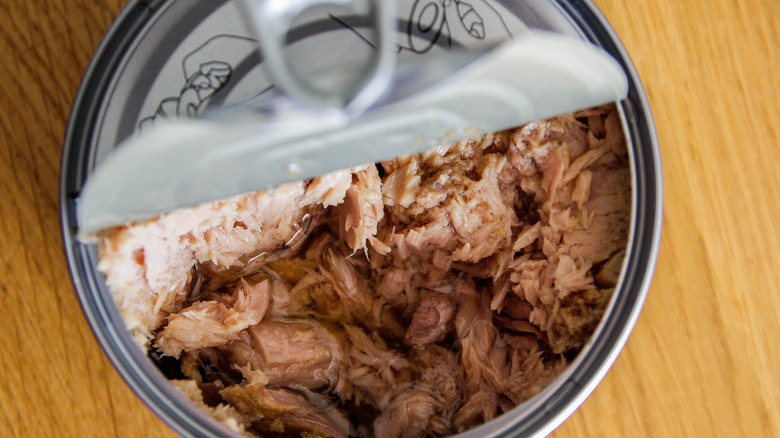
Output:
[{"xmin": 60, "ymin": 1, "xmax": 662, "ymax": 437}]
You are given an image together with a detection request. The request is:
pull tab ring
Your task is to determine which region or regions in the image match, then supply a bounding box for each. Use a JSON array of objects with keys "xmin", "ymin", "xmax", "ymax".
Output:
[{"xmin": 240, "ymin": 0, "xmax": 396, "ymax": 115}]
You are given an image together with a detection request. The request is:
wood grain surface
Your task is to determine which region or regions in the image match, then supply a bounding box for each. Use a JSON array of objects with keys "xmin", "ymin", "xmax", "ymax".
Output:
[{"xmin": 1, "ymin": 0, "xmax": 778, "ymax": 437}]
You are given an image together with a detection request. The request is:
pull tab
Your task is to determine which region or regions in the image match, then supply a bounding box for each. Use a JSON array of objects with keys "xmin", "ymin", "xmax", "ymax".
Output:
[{"xmin": 240, "ymin": 0, "xmax": 396, "ymax": 115}]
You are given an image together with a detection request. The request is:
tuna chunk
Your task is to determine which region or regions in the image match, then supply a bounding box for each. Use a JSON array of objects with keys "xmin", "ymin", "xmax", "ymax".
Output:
[
  {"xmin": 338, "ymin": 165, "xmax": 385, "ymax": 252},
  {"xmin": 220, "ymin": 368, "xmax": 351, "ymax": 437},
  {"xmin": 382, "ymin": 156, "xmax": 422, "ymax": 208},
  {"xmin": 335, "ymin": 325, "xmax": 412, "ymax": 410},
  {"xmin": 373, "ymin": 387, "xmax": 442, "ymax": 438},
  {"xmin": 377, "ymin": 142, "xmax": 518, "ymax": 266},
  {"xmin": 156, "ymin": 278, "xmax": 270, "ymax": 357},
  {"xmin": 300, "ymin": 168, "xmax": 355, "ymax": 207},
  {"xmin": 405, "ymin": 293, "xmax": 454, "ymax": 346},
  {"xmin": 453, "ymin": 390, "xmax": 498, "ymax": 432},
  {"xmin": 357, "ymin": 344, "xmax": 461, "ymax": 437},
  {"xmin": 319, "ymin": 245, "xmax": 405, "ymax": 339},
  {"xmin": 246, "ymin": 319, "xmax": 341, "ymax": 389},
  {"xmin": 169, "ymin": 379, "xmax": 248, "ymax": 433},
  {"xmin": 562, "ymin": 168, "xmax": 631, "ymax": 264},
  {"xmin": 455, "ymin": 290, "xmax": 510, "ymax": 398}
]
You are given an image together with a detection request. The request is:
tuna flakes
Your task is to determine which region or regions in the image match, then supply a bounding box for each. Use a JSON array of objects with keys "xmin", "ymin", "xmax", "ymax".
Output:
[{"xmin": 98, "ymin": 104, "xmax": 631, "ymax": 437}]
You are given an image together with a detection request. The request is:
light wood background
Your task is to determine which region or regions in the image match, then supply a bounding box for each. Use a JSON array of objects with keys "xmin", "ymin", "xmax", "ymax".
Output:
[{"xmin": 1, "ymin": 0, "xmax": 778, "ymax": 436}]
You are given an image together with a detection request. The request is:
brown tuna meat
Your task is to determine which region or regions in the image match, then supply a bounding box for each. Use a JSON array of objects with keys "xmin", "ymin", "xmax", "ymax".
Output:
[
  {"xmin": 339, "ymin": 165, "xmax": 385, "ymax": 252},
  {"xmin": 372, "ymin": 346, "xmax": 461, "ymax": 437},
  {"xmin": 246, "ymin": 319, "xmax": 341, "ymax": 389},
  {"xmin": 156, "ymin": 278, "xmax": 270, "ymax": 357},
  {"xmin": 455, "ymin": 288, "xmax": 510, "ymax": 397},
  {"xmin": 562, "ymin": 168, "xmax": 631, "ymax": 264},
  {"xmin": 170, "ymin": 379, "xmax": 248, "ymax": 433},
  {"xmin": 335, "ymin": 325, "xmax": 412, "ymax": 410},
  {"xmin": 381, "ymin": 156, "xmax": 422, "ymax": 208},
  {"xmin": 319, "ymin": 245, "xmax": 405, "ymax": 339},
  {"xmin": 453, "ymin": 390, "xmax": 498, "ymax": 432},
  {"xmin": 405, "ymin": 293, "xmax": 454, "ymax": 346},
  {"xmin": 373, "ymin": 387, "xmax": 441, "ymax": 438},
  {"xmin": 220, "ymin": 368, "xmax": 351, "ymax": 437}
]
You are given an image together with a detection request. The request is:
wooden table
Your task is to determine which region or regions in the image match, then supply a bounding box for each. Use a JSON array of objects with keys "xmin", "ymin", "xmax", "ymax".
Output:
[{"xmin": 1, "ymin": 0, "xmax": 778, "ymax": 436}]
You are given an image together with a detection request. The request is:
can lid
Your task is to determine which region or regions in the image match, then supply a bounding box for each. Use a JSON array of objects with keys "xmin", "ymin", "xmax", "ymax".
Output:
[{"xmin": 86, "ymin": 0, "xmax": 583, "ymax": 168}]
